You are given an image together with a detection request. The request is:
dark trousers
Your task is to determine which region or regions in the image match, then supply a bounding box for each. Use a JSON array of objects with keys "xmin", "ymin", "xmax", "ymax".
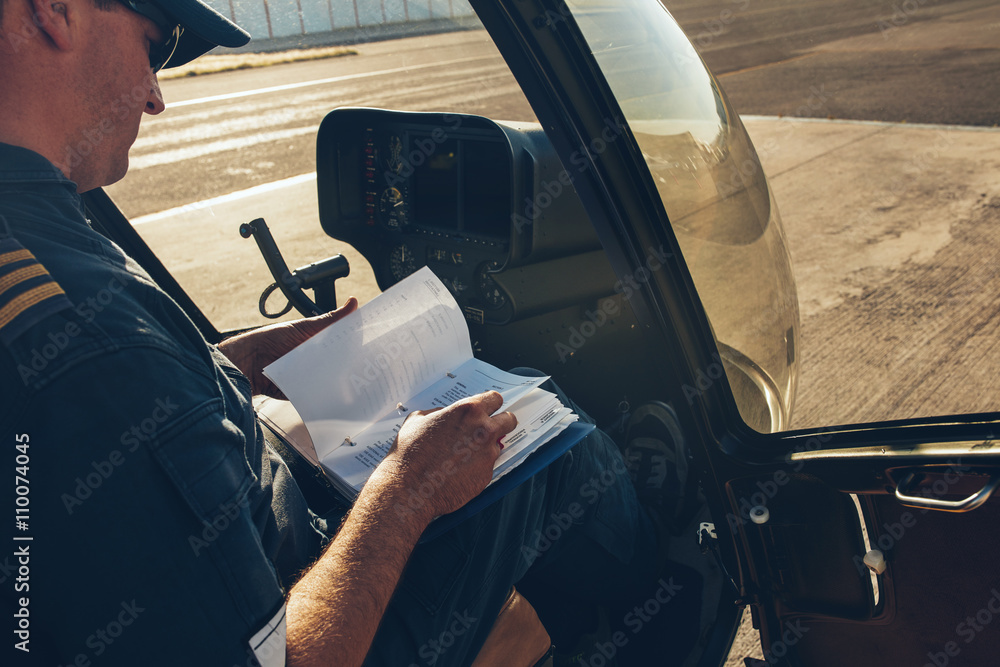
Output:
[{"xmin": 364, "ymin": 372, "xmax": 660, "ymax": 667}]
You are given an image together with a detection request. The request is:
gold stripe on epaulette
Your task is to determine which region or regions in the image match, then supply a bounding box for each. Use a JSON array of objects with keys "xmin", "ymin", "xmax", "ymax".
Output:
[
  {"xmin": 0, "ymin": 249, "xmax": 34, "ymax": 267},
  {"xmin": 0, "ymin": 282, "xmax": 67, "ymax": 330},
  {"xmin": 0, "ymin": 264, "xmax": 48, "ymax": 295}
]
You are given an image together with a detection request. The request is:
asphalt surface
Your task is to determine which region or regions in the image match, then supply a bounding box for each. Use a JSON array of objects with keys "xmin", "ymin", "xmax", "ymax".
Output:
[{"xmin": 669, "ymin": 0, "xmax": 1000, "ymax": 125}]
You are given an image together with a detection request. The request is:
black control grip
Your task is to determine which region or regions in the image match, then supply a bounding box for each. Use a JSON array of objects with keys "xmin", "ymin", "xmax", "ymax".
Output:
[{"xmin": 240, "ymin": 218, "xmax": 323, "ymax": 317}]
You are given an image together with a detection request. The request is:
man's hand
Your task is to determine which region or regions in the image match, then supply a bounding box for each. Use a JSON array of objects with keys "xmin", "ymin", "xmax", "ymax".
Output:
[
  {"xmin": 218, "ymin": 297, "xmax": 358, "ymax": 397},
  {"xmin": 285, "ymin": 392, "xmax": 516, "ymax": 667},
  {"xmin": 377, "ymin": 391, "xmax": 518, "ymax": 522}
]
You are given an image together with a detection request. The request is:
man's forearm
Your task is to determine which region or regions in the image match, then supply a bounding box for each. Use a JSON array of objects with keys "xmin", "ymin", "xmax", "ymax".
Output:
[
  {"xmin": 283, "ymin": 392, "xmax": 513, "ymax": 666},
  {"xmin": 285, "ymin": 470, "xmax": 432, "ymax": 667}
]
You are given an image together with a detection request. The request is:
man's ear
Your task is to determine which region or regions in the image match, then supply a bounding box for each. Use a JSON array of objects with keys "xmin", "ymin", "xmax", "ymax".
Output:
[{"xmin": 29, "ymin": 0, "xmax": 74, "ymax": 51}]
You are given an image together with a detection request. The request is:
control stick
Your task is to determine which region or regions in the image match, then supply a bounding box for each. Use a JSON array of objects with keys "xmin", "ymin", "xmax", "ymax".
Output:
[{"xmin": 240, "ymin": 217, "xmax": 350, "ymax": 318}]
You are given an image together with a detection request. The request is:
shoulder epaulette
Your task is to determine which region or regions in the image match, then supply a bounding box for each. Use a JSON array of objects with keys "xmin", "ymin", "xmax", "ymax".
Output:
[{"xmin": 0, "ymin": 236, "xmax": 73, "ymax": 346}]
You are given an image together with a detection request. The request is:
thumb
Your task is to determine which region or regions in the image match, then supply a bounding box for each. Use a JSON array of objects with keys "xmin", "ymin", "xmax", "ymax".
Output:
[{"xmin": 300, "ymin": 297, "xmax": 358, "ymax": 337}]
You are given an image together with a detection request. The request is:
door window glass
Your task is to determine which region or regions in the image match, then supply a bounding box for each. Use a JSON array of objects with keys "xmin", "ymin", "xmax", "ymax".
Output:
[
  {"xmin": 566, "ymin": 0, "xmax": 799, "ymax": 432},
  {"xmin": 564, "ymin": 0, "xmax": 1000, "ymax": 431}
]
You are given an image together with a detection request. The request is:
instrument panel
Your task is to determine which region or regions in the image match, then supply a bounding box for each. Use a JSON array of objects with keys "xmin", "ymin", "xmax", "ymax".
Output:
[{"xmin": 316, "ymin": 108, "xmax": 601, "ymax": 325}]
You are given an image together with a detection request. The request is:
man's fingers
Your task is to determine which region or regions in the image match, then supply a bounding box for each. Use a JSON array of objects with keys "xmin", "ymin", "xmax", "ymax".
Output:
[
  {"xmin": 316, "ymin": 297, "xmax": 358, "ymax": 327},
  {"xmin": 333, "ymin": 296, "xmax": 359, "ymax": 316},
  {"xmin": 460, "ymin": 391, "xmax": 515, "ymax": 440},
  {"xmin": 473, "ymin": 392, "xmax": 516, "ymax": 438},
  {"xmin": 465, "ymin": 390, "xmax": 504, "ymax": 414},
  {"xmin": 408, "ymin": 407, "xmax": 442, "ymax": 418},
  {"xmin": 492, "ymin": 410, "xmax": 517, "ymax": 437}
]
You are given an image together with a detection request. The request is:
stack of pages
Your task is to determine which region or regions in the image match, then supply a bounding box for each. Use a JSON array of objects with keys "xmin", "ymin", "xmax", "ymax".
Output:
[{"xmin": 262, "ymin": 267, "xmax": 592, "ymax": 513}]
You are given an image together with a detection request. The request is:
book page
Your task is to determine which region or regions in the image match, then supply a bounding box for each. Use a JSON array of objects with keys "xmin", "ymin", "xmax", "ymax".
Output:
[
  {"xmin": 253, "ymin": 395, "xmax": 318, "ymax": 467},
  {"xmin": 318, "ymin": 358, "xmax": 549, "ymax": 498},
  {"xmin": 264, "ymin": 267, "xmax": 473, "ymax": 460},
  {"xmin": 495, "ymin": 389, "xmax": 568, "ymax": 463},
  {"xmin": 493, "ymin": 412, "xmax": 577, "ymax": 480}
]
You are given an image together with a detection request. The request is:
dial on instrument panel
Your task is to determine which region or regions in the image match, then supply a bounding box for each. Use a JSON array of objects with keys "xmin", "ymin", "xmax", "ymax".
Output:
[
  {"xmin": 389, "ymin": 244, "xmax": 417, "ymax": 282},
  {"xmin": 477, "ymin": 261, "xmax": 507, "ymax": 309},
  {"xmin": 385, "ymin": 135, "xmax": 404, "ymax": 174},
  {"xmin": 379, "ymin": 187, "xmax": 407, "ymax": 228}
]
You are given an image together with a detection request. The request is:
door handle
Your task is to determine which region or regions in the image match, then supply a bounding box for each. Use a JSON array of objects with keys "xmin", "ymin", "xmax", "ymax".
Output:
[{"xmin": 894, "ymin": 472, "xmax": 1000, "ymax": 512}]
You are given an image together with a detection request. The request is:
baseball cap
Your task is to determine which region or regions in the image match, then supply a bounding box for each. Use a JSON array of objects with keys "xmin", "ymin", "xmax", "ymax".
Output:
[{"xmin": 151, "ymin": 0, "xmax": 251, "ymax": 68}]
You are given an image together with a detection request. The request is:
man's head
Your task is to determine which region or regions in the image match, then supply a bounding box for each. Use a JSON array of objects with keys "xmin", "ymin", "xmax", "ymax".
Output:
[{"xmin": 0, "ymin": 0, "xmax": 249, "ymax": 191}]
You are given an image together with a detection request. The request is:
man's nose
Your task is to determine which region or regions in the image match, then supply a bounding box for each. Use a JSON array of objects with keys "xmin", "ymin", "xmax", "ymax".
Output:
[{"xmin": 145, "ymin": 74, "xmax": 166, "ymax": 115}]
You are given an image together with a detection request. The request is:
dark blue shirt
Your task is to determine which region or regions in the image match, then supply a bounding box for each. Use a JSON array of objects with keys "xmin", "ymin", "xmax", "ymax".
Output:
[{"xmin": 0, "ymin": 143, "xmax": 323, "ymax": 666}]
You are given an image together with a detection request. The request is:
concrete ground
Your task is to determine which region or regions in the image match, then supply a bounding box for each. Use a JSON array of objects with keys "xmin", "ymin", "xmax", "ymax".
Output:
[{"xmin": 744, "ymin": 116, "xmax": 1000, "ymax": 429}]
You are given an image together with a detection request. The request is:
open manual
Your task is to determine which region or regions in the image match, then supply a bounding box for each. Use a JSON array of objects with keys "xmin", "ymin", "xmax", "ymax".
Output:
[{"xmin": 260, "ymin": 266, "xmax": 594, "ymax": 539}]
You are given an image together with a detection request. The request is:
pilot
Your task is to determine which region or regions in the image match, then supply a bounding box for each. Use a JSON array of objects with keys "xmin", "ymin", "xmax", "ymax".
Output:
[{"xmin": 0, "ymin": 0, "xmax": 688, "ymax": 665}]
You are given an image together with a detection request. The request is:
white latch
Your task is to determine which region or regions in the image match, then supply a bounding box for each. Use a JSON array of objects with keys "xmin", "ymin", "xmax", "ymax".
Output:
[
  {"xmin": 698, "ymin": 522, "xmax": 717, "ymax": 539},
  {"xmin": 863, "ymin": 549, "xmax": 887, "ymax": 575}
]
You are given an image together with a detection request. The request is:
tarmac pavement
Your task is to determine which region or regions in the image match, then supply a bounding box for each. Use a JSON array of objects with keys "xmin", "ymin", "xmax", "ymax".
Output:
[{"xmin": 743, "ymin": 116, "xmax": 1000, "ymax": 429}]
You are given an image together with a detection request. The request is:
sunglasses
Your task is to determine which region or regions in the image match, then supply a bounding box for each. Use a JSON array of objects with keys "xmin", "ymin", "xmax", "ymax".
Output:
[{"xmin": 116, "ymin": 0, "xmax": 183, "ymax": 72}]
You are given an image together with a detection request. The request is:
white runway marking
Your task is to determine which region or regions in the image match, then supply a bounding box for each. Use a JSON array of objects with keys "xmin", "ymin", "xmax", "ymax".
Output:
[
  {"xmin": 131, "ymin": 172, "xmax": 317, "ymax": 225},
  {"xmin": 169, "ymin": 57, "xmax": 496, "ymax": 108}
]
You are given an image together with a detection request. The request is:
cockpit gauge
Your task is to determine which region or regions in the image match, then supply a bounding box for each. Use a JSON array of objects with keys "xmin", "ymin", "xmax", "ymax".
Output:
[
  {"xmin": 379, "ymin": 186, "xmax": 407, "ymax": 228},
  {"xmin": 477, "ymin": 261, "xmax": 507, "ymax": 309},
  {"xmin": 385, "ymin": 135, "xmax": 405, "ymax": 175},
  {"xmin": 442, "ymin": 277, "xmax": 469, "ymax": 298},
  {"xmin": 389, "ymin": 244, "xmax": 417, "ymax": 282}
]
